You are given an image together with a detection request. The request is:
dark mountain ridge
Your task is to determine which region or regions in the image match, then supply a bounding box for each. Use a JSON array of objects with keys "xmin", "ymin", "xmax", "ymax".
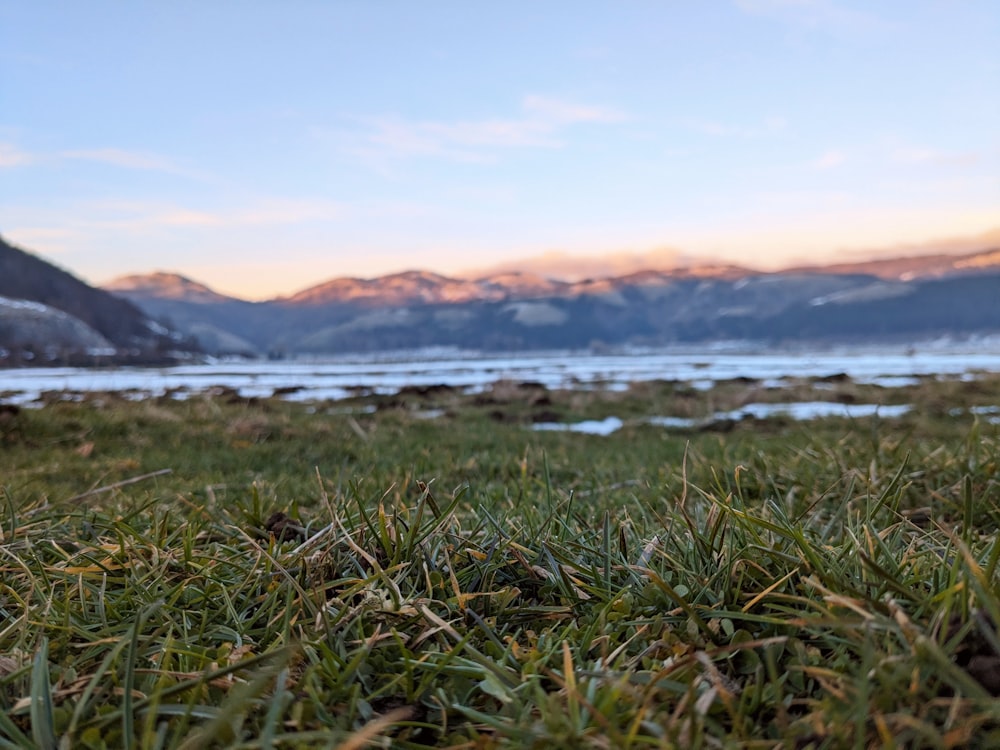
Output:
[{"xmin": 0, "ymin": 235, "xmax": 198, "ymax": 365}]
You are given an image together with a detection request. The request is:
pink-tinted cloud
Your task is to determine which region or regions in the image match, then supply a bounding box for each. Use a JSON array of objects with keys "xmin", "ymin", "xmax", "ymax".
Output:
[
  {"xmin": 462, "ymin": 246, "xmax": 694, "ymax": 281},
  {"xmin": 890, "ymin": 146, "xmax": 981, "ymax": 168},
  {"xmin": 521, "ymin": 95, "xmax": 626, "ymax": 125},
  {"xmin": 736, "ymin": 0, "xmax": 889, "ymax": 35},
  {"xmin": 682, "ymin": 115, "xmax": 787, "ymax": 138},
  {"xmin": 829, "ymin": 226, "xmax": 1000, "ymax": 262},
  {"xmin": 354, "ymin": 95, "xmax": 626, "ymax": 164},
  {"xmin": 62, "ymin": 148, "xmax": 179, "ymax": 171},
  {"xmin": 811, "ymin": 149, "xmax": 847, "ymax": 169},
  {"xmin": 0, "ymin": 142, "xmax": 33, "ymax": 167},
  {"xmin": 60, "ymin": 147, "xmax": 216, "ymax": 181}
]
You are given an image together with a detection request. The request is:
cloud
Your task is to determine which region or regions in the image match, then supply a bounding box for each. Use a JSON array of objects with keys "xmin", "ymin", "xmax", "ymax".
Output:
[
  {"xmin": 735, "ymin": 0, "xmax": 888, "ymax": 34},
  {"xmin": 683, "ymin": 115, "xmax": 787, "ymax": 138},
  {"xmin": 0, "ymin": 142, "xmax": 33, "ymax": 167},
  {"xmin": 60, "ymin": 147, "xmax": 217, "ymax": 181},
  {"xmin": 521, "ymin": 95, "xmax": 625, "ymax": 125},
  {"xmin": 85, "ymin": 197, "xmax": 347, "ymax": 233},
  {"xmin": 234, "ymin": 198, "xmax": 348, "ymax": 225},
  {"xmin": 365, "ymin": 116, "xmax": 554, "ymax": 160},
  {"xmin": 807, "ymin": 142, "xmax": 986, "ymax": 173},
  {"xmin": 351, "ymin": 95, "xmax": 626, "ymax": 164},
  {"xmin": 62, "ymin": 148, "xmax": 178, "ymax": 171},
  {"xmin": 0, "ymin": 141, "xmax": 216, "ymax": 181},
  {"xmin": 1, "ymin": 197, "xmax": 347, "ymax": 245},
  {"xmin": 890, "ymin": 146, "xmax": 982, "ymax": 168},
  {"xmin": 811, "ymin": 149, "xmax": 847, "ymax": 169}
]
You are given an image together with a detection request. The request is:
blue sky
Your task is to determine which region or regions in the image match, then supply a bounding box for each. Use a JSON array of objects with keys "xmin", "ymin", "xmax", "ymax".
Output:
[{"xmin": 1, "ymin": 1, "xmax": 998, "ymax": 298}]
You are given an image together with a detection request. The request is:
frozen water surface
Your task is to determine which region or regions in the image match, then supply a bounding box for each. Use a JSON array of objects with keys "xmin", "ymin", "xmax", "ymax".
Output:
[{"xmin": 2, "ymin": 345, "xmax": 999, "ymax": 406}]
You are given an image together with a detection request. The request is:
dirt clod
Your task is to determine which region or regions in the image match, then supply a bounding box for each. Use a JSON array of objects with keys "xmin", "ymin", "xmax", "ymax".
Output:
[
  {"xmin": 264, "ymin": 511, "xmax": 306, "ymax": 543},
  {"xmin": 948, "ymin": 609, "xmax": 1000, "ymax": 695}
]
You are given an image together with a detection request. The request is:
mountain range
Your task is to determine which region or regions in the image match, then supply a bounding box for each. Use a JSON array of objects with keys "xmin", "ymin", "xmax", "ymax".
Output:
[
  {"xmin": 103, "ymin": 247, "xmax": 1000, "ymax": 356},
  {"xmin": 2, "ymin": 230, "xmax": 999, "ymax": 365}
]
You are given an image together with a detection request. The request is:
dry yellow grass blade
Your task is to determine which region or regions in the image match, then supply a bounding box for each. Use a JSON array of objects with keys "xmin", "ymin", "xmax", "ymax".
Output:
[{"xmin": 334, "ymin": 706, "xmax": 414, "ymax": 750}]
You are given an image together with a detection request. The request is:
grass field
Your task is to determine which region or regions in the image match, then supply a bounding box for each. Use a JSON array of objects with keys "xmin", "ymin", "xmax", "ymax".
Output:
[{"xmin": 2, "ymin": 372, "xmax": 1000, "ymax": 748}]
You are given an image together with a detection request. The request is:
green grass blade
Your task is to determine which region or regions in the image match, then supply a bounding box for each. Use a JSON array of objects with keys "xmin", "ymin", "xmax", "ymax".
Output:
[{"xmin": 29, "ymin": 639, "xmax": 56, "ymax": 750}]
